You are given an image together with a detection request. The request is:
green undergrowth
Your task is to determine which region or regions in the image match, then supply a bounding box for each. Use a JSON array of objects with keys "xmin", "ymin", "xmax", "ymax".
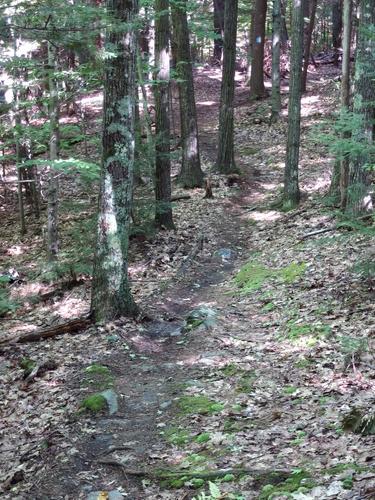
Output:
[{"xmin": 234, "ymin": 261, "xmax": 306, "ymax": 294}]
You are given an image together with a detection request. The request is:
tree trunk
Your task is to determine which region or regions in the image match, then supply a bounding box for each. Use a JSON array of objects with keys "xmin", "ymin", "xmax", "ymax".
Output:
[
  {"xmin": 339, "ymin": 0, "xmax": 352, "ymax": 209},
  {"xmin": 171, "ymin": 0, "xmax": 204, "ymax": 188},
  {"xmin": 154, "ymin": 0, "xmax": 174, "ymax": 229},
  {"xmin": 216, "ymin": 0, "xmax": 238, "ymax": 173},
  {"xmin": 91, "ymin": 0, "xmax": 139, "ymax": 322},
  {"xmin": 301, "ymin": 0, "xmax": 318, "ymax": 92},
  {"xmin": 332, "ymin": 0, "xmax": 343, "ymax": 59},
  {"xmin": 271, "ymin": 0, "xmax": 282, "ymax": 122},
  {"xmin": 346, "ymin": 0, "xmax": 375, "ymax": 215},
  {"xmin": 249, "ymin": 0, "xmax": 267, "ymax": 99},
  {"xmin": 283, "ymin": 0, "xmax": 304, "ymax": 209},
  {"xmin": 213, "ymin": 0, "xmax": 225, "ymax": 63},
  {"xmin": 47, "ymin": 41, "xmax": 59, "ymax": 261}
]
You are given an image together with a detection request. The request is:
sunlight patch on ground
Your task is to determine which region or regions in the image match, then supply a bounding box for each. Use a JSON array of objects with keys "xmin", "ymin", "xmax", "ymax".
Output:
[
  {"xmin": 196, "ymin": 100, "xmax": 217, "ymax": 106},
  {"xmin": 5, "ymin": 245, "xmax": 25, "ymax": 256},
  {"xmin": 248, "ymin": 210, "xmax": 282, "ymax": 222},
  {"xmin": 302, "ymin": 174, "xmax": 331, "ymax": 193},
  {"xmin": 51, "ymin": 296, "xmax": 88, "ymax": 319},
  {"xmin": 301, "ymin": 94, "xmax": 320, "ymax": 117}
]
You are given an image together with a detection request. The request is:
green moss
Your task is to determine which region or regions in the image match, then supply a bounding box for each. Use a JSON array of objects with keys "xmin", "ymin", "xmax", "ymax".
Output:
[
  {"xmin": 295, "ymin": 357, "xmax": 312, "ymax": 368},
  {"xmin": 195, "ymin": 433, "xmax": 211, "ymax": 444},
  {"xmin": 234, "ymin": 261, "xmax": 273, "ymax": 292},
  {"xmin": 190, "ymin": 478, "xmax": 205, "ymax": 489},
  {"xmin": 220, "ymin": 363, "xmax": 241, "ymax": 376},
  {"xmin": 178, "ymin": 395, "xmax": 225, "ymax": 415},
  {"xmin": 278, "ymin": 262, "xmax": 306, "ymax": 283},
  {"xmin": 259, "ymin": 469, "xmax": 314, "ymax": 499},
  {"xmin": 85, "ymin": 363, "xmax": 111, "ymax": 375},
  {"xmin": 236, "ymin": 373, "xmax": 256, "ymax": 393},
  {"xmin": 235, "ymin": 261, "xmax": 306, "ymax": 294},
  {"xmin": 239, "ymin": 146, "xmax": 259, "ymax": 156},
  {"xmin": 284, "ymin": 321, "xmax": 331, "ymax": 341},
  {"xmin": 283, "ymin": 385, "xmax": 298, "ymax": 395},
  {"xmin": 262, "ymin": 302, "xmax": 276, "ymax": 312},
  {"xmin": 81, "ymin": 394, "xmax": 106, "ymax": 412},
  {"xmin": 83, "ymin": 363, "xmax": 114, "ymax": 390},
  {"xmin": 164, "ymin": 427, "xmax": 191, "ymax": 446}
]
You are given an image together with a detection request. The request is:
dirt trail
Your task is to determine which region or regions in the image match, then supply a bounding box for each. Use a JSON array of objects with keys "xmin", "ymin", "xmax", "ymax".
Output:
[{"xmin": 2, "ymin": 67, "xmax": 374, "ymax": 500}]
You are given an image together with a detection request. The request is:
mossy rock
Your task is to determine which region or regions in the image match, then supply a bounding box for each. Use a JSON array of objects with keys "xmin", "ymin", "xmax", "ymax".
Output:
[
  {"xmin": 178, "ymin": 395, "xmax": 224, "ymax": 415},
  {"xmin": 81, "ymin": 394, "xmax": 107, "ymax": 413}
]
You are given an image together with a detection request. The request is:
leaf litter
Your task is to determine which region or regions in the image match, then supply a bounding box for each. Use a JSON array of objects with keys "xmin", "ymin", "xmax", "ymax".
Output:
[{"xmin": 0, "ymin": 66, "xmax": 374, "ymax": 499}]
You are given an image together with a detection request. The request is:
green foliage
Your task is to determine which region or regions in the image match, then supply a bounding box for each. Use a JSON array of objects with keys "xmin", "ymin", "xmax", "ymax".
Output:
[
  {"xmin": 178, "ymin": 395, "xmax": 224, "ymax": 415},
  {"xmin": 19, "ymin": 357, "xmax": 37, "ymax": 375}
]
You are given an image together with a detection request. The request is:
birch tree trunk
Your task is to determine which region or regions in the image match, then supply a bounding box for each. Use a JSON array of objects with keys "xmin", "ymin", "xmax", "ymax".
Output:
[
  {"xmin": 91, "ymin": 0, "xmax": 139, "ymax": 322},
  {"xmin": 171, "ymin": 0, "xmax": 204, "ymax": 188},
  {"xmin": 216, "ymin": 0, "xmax": 238, "ymax": 173},
  {"xmin": 283, "ymin": 0, "xmax": 304, "ymax": 209},
  {"xmin": 154, "ymin": 0, "xmax": 174, "ymax": 229}
]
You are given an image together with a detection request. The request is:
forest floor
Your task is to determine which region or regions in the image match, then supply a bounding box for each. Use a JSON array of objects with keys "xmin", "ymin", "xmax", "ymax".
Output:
[{"xmin": 1, "ymin": 64, "xmax": 374, "ymax": 500}]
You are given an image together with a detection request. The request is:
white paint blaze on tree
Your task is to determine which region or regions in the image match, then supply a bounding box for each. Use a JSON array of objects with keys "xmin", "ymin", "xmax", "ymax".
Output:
[{"xmin": 91, "ymin": 0, "xmax": 139, "ymax": 322}]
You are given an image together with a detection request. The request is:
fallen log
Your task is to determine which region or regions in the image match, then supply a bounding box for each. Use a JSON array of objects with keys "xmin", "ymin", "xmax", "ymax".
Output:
[
  {"xmin": 0, "ymin": 316, "xmax": 92, "ymax": 345},
  {"xmin": 97, "ymin": 459, "xmax": 290, "ymax": 482},
  {"xmin": 171, "ymin": 194, "xmax": 191, "ymax": 202}
]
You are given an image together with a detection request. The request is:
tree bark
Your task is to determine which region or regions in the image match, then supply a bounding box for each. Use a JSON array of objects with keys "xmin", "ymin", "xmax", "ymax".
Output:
[
  {"xmin": 339, "ymin": 0, "xmax": 352, "ymax": 209},
  {"xmin": 249, "ymin": 0, "xmax": 267, "ymax": 99},
  {"xmin": 216, "ymin": 0, "xmax": 238, "ymax": 173},
  {"xmin": 47, "ymin": 41, "xmax": 60, "ymax": 260},
  {"xmin": 91, "ymin": 0, "xmax": 139, "ymax": 322},
  {"xmin": 154, "ymin": 0, "xmax": 174, "ymax": 229},
  {"xmin": 283, "ymin": 0, "xmax": 304, "ymax": 209},
  {"xmin": 301, "ymin": 0, "xmax": 318, "ymax": 92},
  {"xmin": 213, "ymin": 0, "xmax": 225, "ymax": 63},
  {"xmin": 346, "ymin": 0, "xmax": 375, "ymax": 215},
  {"xmin": 271, "ymin": 0, "xmax": 282, "ymax": 122},
  {"xmin": 332, "ymin": 0, "xmax": 343, "ymax": 50},
  {"xmin": 171, "ymin": 0, "xmax": 204, "ymax": 188}
]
